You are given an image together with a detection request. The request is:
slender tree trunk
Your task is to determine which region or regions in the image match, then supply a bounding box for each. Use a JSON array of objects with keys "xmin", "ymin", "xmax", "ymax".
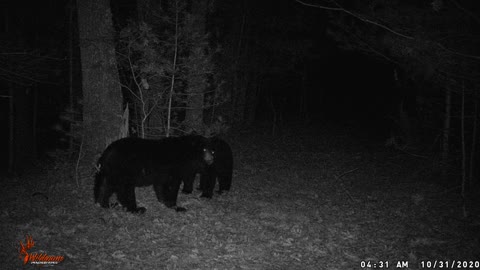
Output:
[
  {"xmin": 231, "ymin": 73, "xmax": 240, "ymax": 122},
  {"xmin": 77, "ymin": 0, "xmax": 123, "ymax": 162},
  {"xmin": 68, "ymin": 0, "xmax": 75, "ymax": 151},
  {"xmin": 469, "ymin": 99, "xmax": 478, "ymax": 185},
  {"xmin": 236, "ymin": 83, "xmax": 247, "ymax": 122},
  {"xmin": 184, "ymin": 0, "xmax": 208, "ymax": 133},
  {"xmin": 460, "ymin": 87, "xmax": 465, "ymax": 182},
  {"xmin": 442, "ymin": 88, "xmax": 451, "ymax": 178},
  {"xmin": 460, "ymin": 84, "xmax": 466, "ymax": 217},
  {"xmin": 233, "ymin": 4, "xmax": 248, "ymax": 123},
  {"xmin": 299, "ymin": 64, "xmax": 308, "ymax": 119},
  {"xmin": 32, "ymin": 86, "xmax": 37, "ymax": 159},
  {"xmin": 245, "ymin": 74, "xmax": 260, "ymax": 125},
  {"xmin": 269, "ymin": 92, "xmax": 277, "ymax": 136},
  {"xmin": 166, "ymin": 0, "xmax": 180, "ymax": 137},
  {"xmin": 8, "ymin": 86, "xmax": 14, "ymax": 174}
]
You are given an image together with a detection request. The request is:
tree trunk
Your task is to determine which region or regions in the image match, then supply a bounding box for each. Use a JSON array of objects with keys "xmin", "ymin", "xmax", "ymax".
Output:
[
  {"xmin": 299, "ymin": 63, "xmax": 308, "ymax": 119},
  {"xmin": 235, "ymin": 81, "xmax": 247, "ymax": 123},
  {"xmin": 68, "ymin": 0, "xmax": 75, "ymax": 151},
  {"xmin": 469, "ymin": 99, "xmax": 478, "ymax": 184},
  {"xmin": 460, "ymin": 83, "xmax": 470, "ymax": 218},
  {"xmin": 442, "ymin": 88, "xmax": 451, "ymax": 178},
  {"xmin": 32, "ymin": 86, "xmax": 37, "ymax": 159},
  {"xmin": 245, "ymin": 74, "xmax": 260, "ymax": 125},
  {"xmin": 77, "ymin": 0, "xmax": 123, "ymax": 162},
  {"xmin": 234, "ymin": 12, "xmax": 248, "ymax": 124},
  {"xmin": 8, "ymin": 86, "xmax": 14, "ymax": 174},
  {"xmin": 460, "ymin": 84, "xmax": 466, "ymax": 202},
  {"xmin": 184, "ymin": 0, "xmax": 207, "ymax": 133}
]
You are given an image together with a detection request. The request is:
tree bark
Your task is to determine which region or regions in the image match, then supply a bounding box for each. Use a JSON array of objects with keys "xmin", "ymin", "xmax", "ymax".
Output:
[
  {"xmin": 442, "ymin": 87, "xmax": 451, "ymax": 178},
  {"xmin": 77, "ymin": 0, "xmax": 123, "ymax": 161},
  {"xmin": 184, "ymin": 0, "xmax": 208, "ymax": 133},
  {"xmin": 232, "ymin": 5, "xmax": 248, "ymax": 124},
  {"xmin": 8, "ymin": 86, "xmax": 14, "ymax": 174},
  {"xmin": 245, "ymin": 74, "xmax": 260, "ymax": 125},
  {"xmin": 469, "ymin": 99, "xmax": 478, "ymax": 184},
  {"xmin": 299, "ymin": 63, "xmax": 308, "ymax": 119},
  {"xmin": 68, "ymin": 0, "xmax": 75, "ymax": 151}
]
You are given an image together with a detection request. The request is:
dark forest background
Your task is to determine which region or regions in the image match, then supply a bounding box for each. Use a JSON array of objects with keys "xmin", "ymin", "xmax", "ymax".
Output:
[{"xmin": 1, "ymin": 0, "xmax": 479, "ymax": 193}]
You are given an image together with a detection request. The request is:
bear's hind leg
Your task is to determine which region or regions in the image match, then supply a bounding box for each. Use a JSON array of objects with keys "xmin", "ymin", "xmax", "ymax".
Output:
[
  {"xmin": 153, "ymin": 181, "xmax": 166, "ymax": 203},
  {"xmin": 164, "ymin": 178, "xmax": 186, "ymax": 212},
  {"xmin": 181, "ymin": 172, "xmax": 196, "ymax": 194},
  {"xmin": 118, "ymin": 183, "xmax": 146, "ymax": 214},
  {"xmin": 95, "ymin": 175, "xmax": 114, "ymax": 208}
]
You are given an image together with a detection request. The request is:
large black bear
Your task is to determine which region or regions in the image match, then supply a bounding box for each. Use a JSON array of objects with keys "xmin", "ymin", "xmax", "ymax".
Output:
[
  {"xmin": 182, "ymin": 137, "xmax": 233, "ymax": 199},
  {"xmin": 94, "ymin": 135, "xmax": 213, "ymax": 214}
]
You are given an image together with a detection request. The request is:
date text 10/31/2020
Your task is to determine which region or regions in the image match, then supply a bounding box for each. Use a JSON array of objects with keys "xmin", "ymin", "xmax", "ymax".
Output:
[{"xmin": 360, "ymin": 260, "xmax": 480, "ymax": 269}]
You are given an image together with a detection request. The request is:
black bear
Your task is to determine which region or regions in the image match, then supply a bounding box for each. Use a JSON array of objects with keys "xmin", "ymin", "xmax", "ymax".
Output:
[
  {"xmin": 181, "ymin": 137, "xmax": 233, "ymax": 199},
  {"xmin": 94, "ymin": 135, "xmax": 213, "ymax": 214}
]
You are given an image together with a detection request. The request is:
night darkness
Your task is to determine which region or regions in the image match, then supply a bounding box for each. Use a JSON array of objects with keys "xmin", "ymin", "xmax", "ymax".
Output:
[{"xmin": 1, "ymin": 0, "xmax": 479, "ymax": 268}]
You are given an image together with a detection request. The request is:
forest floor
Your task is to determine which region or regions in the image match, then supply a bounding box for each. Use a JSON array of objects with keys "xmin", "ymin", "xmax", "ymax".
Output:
[{"xmin": 1, "ymin": 123, "xmax": 479, "ymax": 270}]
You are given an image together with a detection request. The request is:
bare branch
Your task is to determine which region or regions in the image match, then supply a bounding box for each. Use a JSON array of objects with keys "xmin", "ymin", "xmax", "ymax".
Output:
[
  {"xmin": 119, "ymin": 82, "xmax": 141, "ymax": 101},
  {"xmin": 295, "ymin": 0, "xmax": 414, "ymax": 40},
  {"xmin": 294, "ymin": 0, "xmax": 342, "ymax": 11},
  {"xmin": 436, "ymin": 42, "xmax": 480, "ymax": 60}
]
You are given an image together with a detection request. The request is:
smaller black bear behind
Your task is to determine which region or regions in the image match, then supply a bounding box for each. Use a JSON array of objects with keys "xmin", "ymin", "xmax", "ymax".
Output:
[
  {"xmin": 94, "ymin": 135, "xmax": 213, "ymax": 214},
  {"xmin": 182, "ymin": 137, "xmax": 233, "ymax": 198}
]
